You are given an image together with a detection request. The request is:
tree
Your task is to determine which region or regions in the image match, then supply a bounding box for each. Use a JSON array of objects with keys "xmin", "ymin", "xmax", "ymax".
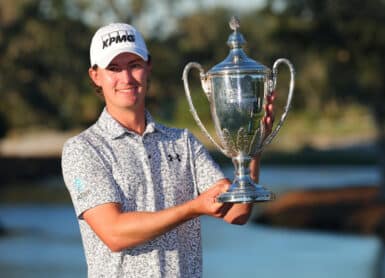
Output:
[
  {"xmin": 266, "ymin": 0, "xmax": 385, "ymax": 192},
  {"xmin": 0, "ymin": 0, "xmax": 190, "ymax": 133},
  {"xmin": 0, "ymin": 0, "xmax": 99, "ymax": 132}
]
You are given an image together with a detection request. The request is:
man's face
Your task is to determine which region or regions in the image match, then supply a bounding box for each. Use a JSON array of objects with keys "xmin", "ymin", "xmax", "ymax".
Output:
[{"xmin": 89, "ymin": 52, "xmax": 151, "ymax": 113}]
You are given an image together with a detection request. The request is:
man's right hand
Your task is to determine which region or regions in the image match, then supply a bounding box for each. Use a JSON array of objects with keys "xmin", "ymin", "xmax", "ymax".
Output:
[{"xmin": 190, "ymin": 179, "xmax": 233, "ymax": 218}]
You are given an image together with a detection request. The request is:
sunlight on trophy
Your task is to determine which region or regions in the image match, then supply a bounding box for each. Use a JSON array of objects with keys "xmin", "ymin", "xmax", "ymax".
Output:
[{"xmin": 183, "ymin": 16, "xmax": 295, "ymax": 203}]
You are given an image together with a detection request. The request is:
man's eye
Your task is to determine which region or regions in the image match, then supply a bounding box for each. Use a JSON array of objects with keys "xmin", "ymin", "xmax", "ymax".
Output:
[
  {"xmin": 107, "ymin": 66, "xmax": 121, "ymax": 72},
  {"xmin": 131, "ymin": 63, "xmax": 142, "ymax": 69}
]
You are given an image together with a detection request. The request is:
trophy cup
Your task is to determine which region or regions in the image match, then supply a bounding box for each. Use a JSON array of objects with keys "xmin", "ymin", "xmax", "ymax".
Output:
[{"xmin": 182, "ymin": 16, "xmax": 295, "ymax": 203}]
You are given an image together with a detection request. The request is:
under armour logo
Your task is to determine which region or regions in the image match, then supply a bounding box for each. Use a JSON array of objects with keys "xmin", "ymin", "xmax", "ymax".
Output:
[{"xmin": 168, "ymin": 154, "xmax": 181, "ymax": 162}]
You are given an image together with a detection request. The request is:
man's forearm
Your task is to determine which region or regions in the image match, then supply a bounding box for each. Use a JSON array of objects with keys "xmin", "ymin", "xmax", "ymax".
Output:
[
  {"xmin": 84, "ymin": 200, "xmax": 200, "ymax": 252},
  {"xmin": 84, "ymin": 180, "xmax": 229, "ymax": 251},
  {"xmin": 112, "ymin": 200, "xmax": 200, "ymax": 249}
]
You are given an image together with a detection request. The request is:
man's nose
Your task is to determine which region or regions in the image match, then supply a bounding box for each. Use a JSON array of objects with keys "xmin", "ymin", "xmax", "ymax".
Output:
[{"xmin": 119, "ymin": 68, "xmax": 134, "ymax": 83}]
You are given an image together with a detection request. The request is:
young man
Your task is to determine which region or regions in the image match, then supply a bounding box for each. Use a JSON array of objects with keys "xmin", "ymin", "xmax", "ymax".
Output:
[{"xmin": 62, "ymin": 23, "xmax": 274, "ymax": 278}]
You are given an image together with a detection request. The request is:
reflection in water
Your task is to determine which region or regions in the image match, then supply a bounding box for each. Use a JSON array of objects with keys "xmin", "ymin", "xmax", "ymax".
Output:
[{"xmin": 0, "ymin": 166, "xmax": 381, "ymax": 278}]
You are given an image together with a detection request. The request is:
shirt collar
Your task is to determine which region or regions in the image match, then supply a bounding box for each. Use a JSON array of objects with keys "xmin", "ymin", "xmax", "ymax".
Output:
[{"xmin": 97, "ymin": 107, "xmax": 165, "ymax": 139}]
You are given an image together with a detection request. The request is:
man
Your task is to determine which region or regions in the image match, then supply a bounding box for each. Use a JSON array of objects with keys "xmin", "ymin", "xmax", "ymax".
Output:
[{"xmin": 62, "ymin": 22, "xmax": 274, "ymax": 278}]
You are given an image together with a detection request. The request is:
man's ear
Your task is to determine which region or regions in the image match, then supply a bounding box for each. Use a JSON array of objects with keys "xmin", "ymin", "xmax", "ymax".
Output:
[{"xmin": 88, "ymin": 67, "xmax": 101, "ymax": 86}]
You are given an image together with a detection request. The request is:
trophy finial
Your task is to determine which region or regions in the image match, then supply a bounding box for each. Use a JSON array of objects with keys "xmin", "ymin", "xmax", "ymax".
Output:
[
  {"xmin": 227, "ymin": 16, "xmax": 245, "ymax": 49},
  {"xmin": 229, "ymin": 16, "xmax": 240, "ymax": 31}
]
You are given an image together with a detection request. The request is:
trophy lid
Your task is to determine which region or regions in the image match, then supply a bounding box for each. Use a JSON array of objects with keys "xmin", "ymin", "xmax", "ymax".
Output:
[{"xmin": 208, "ymin": 16, "xmax": 269, "ymax": 76}]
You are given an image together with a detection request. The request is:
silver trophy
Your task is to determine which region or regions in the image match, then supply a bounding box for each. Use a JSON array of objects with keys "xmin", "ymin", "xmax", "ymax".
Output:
[{"xmin": 182, "ymin": 16, "xmax": 295, "ymax": 203}]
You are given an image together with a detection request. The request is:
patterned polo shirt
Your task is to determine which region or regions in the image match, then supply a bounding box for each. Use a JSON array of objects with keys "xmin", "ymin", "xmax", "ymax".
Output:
[{"xmin": 61, "ymin": 108, "xmax": 225, "ymax": 278}]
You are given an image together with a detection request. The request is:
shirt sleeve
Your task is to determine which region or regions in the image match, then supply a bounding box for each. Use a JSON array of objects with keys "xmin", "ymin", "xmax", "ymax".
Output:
[
  {"xmin": 187, "ymin": 130, "xmax": 226, "ymax": 194},
  {"xmin": 61, "ymin": 136, "xmax": 122, "ymax": 218}
]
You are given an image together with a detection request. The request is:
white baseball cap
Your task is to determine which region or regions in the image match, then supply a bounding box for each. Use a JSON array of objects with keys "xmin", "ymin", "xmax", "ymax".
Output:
[{"xmin": 89, "ymin": 23, "xmax": 149, "ymax": 68}]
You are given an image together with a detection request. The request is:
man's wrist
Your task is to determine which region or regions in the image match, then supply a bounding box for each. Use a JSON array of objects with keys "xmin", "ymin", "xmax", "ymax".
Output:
[
  {"xmin": 249, "ymin": 154, "xmax": 261, "ymax": 182},
  {"xmin": 182, "ymin": 198, "xmax": 202, "ymax": 219}
]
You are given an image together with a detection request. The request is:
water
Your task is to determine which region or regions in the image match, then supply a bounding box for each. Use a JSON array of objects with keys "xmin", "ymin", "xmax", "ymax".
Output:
[
  {"xmin": 202, "ymin": 217, "xmax": 380, "ymax": 278},
  {"xmin": 0, "ymin": 165, "xmax": 382, "ymax": 277},
  {"xmin": 229, "ymin": 165, "xmax": 380, "ymax": 192},
  {"xmin": 0, "ymin": 205, "xmax": 86, "ymax": 278}
]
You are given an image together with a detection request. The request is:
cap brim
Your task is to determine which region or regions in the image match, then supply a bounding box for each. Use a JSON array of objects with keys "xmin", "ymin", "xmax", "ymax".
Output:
[{"xmin": 97, "ymin": 48, "xmax": 148, "ymax": 68}]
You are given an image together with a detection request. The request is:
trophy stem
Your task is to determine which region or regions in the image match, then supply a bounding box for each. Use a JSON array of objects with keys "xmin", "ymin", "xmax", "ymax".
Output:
[
  {"xmin": 232, "ymin": 154, "xmax": 252, "ymax": 188},
  {"xmin": 217, "ymin": 154, "xmax": 275, "ymax": 203}
]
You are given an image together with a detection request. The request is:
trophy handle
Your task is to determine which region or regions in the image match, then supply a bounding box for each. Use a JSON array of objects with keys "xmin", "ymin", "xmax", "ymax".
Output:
[
  {"xmin": 182, "ymin": 62, "xmax": 229, "ymax": 156},
  {"xmin": 263, "ymin": 58, "xmax": 295, "ymax": 146}
]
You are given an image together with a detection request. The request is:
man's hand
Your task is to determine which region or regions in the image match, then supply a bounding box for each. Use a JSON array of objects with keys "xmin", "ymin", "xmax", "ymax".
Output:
[
  {"xmin": 251, "ymin": 91, "xmax": 276, "ymax": 182},
  {"xmin": 263, "ymin": 91, "xmax": 276, "ymax": 136},
  {"xmin": 191, "ymin": 179, "xmax": 253, "ymax": 225},
  {"xmin": 190, "ymin": 179, "xmax": 232, "ymax": 218}
]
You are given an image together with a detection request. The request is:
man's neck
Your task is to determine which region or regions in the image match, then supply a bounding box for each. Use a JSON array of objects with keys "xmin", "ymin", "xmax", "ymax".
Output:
[{"xmin": 106, "ymin": 106, "xmax": 146, "ymax": 135}]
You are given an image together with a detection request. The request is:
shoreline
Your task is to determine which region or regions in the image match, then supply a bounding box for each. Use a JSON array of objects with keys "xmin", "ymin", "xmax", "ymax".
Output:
[
  {"xmin": 0, "ymin": 146, "xmax": 378, "ymax": 184},
  {"xmin": 254, "ymin": 185, "xmax": 385, "ymax": 241}
]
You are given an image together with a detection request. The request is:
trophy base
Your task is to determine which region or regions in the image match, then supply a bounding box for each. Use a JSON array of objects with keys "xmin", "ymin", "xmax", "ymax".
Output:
[{"xmin": 217, "ymin": 184, "xmax": 275, "ymax": 203}]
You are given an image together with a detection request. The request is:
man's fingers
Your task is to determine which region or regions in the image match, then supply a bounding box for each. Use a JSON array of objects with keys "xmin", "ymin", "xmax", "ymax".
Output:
[
  {"xmin": 267, "ymin": 91, "xmax": 276, "ymax": 102},
  {"xmin": 265, "ymin": 114, "xmax": 275, "ymax": 124},
  {"xmin": 264, "ymin": 91, "xmax": 276, "ymax": 131},
  {"xmin": 211, "ymin": 201, "xmax": 233, "ymax": 218},
  {"xmin": 214, "ymin": 179, "xmax": 231, "ymax": 192},
  {"xmin": 218, "ymin": 203, "xmax": 232, "ymax": 217}
]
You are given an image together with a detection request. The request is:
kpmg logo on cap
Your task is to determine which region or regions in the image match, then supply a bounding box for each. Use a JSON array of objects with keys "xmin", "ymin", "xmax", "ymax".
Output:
[{"xmin": 102, "ymin": 30, "xmax": 135, "ymax": 49}]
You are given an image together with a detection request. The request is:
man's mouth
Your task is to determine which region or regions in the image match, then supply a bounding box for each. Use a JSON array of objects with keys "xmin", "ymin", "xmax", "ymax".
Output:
[{"xmin": 116, "ymin": 87, "xmax": 138, "ymax": 93}]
